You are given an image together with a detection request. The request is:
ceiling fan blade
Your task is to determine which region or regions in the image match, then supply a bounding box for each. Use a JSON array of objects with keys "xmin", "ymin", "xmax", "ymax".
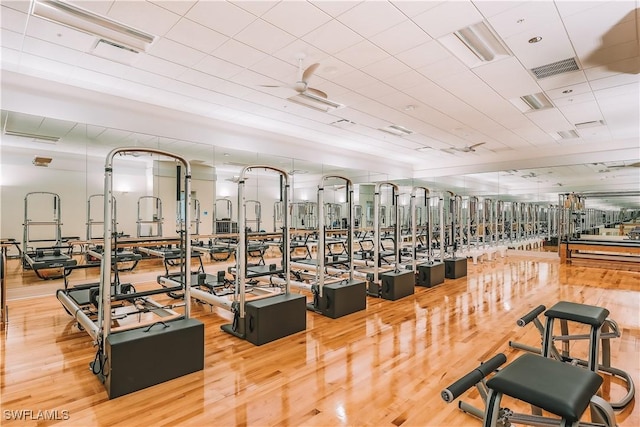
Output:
[
  {"xmin": 259, "ymin": 84, "xmax": 287, "ymax": 88},
  {"xmin": 302, "ymin": 63, "xmax": 320, "ymax": 82},
  {"xmin": 469, "ymin": 142, "xmax": 486, "ymax": 149},
  {"xmin": 306, "ymin": 87, "xmax": 328, "ymax": 98},
  {"xmin": 440, "ymin": 148, "xmax": 456, "ymax": 154}
]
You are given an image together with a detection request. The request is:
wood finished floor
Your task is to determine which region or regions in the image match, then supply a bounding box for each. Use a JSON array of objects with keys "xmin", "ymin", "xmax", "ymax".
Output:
[{"xmin": 1, "ymin": 254, "xmax": 639, "ymax": 426}]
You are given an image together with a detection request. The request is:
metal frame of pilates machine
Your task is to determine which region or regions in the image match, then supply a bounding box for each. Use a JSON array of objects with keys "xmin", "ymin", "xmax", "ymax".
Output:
[{"xmin": 57, "ymin": 147, "xmax": 204, "ymax": 399}]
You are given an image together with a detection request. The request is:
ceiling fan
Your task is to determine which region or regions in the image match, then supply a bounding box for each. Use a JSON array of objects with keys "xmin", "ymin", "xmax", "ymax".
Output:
[
  {"xmin": 441, "ymin": 142, "xmax": 486, "ymax": 154},
  {"xmin": 259, "ymin": 56, "xmax": 328, "ymax": 99}
]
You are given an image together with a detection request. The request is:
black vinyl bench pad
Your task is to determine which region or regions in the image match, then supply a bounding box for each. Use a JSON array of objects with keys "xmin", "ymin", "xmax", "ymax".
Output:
[{"xmin": 486, "ymin": 353, "xmax": 602, "ymax": 423}]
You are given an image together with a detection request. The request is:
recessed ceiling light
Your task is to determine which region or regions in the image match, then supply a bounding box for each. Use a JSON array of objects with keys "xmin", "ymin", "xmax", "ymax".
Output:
[
  {"xmin": 404, "ymin": 105, "xmax": 416, "ymax": 111},
  {"xmin": 438, "ymin": 21, "xmax": 511, "ymax": 67},
  {"xmin": 528, "ymin": 36, "xmax": 542, "ymax": 44}
]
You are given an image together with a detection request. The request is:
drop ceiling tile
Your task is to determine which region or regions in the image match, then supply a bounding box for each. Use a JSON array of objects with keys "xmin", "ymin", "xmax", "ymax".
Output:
[
  {"xmin": 557, "ymin": 100, "xmax": 603, "ymax": 124},
  {"xmin": 361, "ymin": 56, "xmax": 412, "ymax": 81},
  {"xmin": 235, "ymin": 19, "xmax": 296, "ymax": 54},
  {"xmin": 537, "ymin": 70, "xmax": 587, "ymax": 90},
  {"xmin": 213, "ymin": 39, "xmax": 268, "ymax": 68},
  {"xmin": 1, "ymin": 1, "xmax": 30, "ymax": 13},
  {"xmin": 230, "ymin": 1, "xmax": 278, "ymax": 16},
  {"xmin": 390, "ymin": 1, "xmax": 444, "ymax": 18},
  {"xmin": 545, "ymin": 82, "xmax": 592, "ymax": 100},
  {"xmin": 193, "ymin": 55, "xmax": 244, "ymax": 79},
  {"xmin": 471, "ymin": 1, "xmax": 521, "ymax": 18},
  {"xmin": 336, "ymin": 1, "xmax": 407, "ymax": 38},
  {"xmin": 353, "ymin": 81, "xmax": 397, "ymax": 99},
  {"xmin": 177, "ymin": 69, "xmax": 226, "ymax": 91},
  {"xmin": 150, "ymin": 1, "xmax": 196, "ymax": 15},
  {"xmin": 588, "ymin": 72, "xmax": 640, "ymax": 91},
  {"xmin": 488, "ymin": 1, "xmax": 560, "ymax": 40},
  {"xmin": 503, "ymin": 22, "xmax": 575, "ymax": 69},
  {"xmin": 384, "ymin": 70, "xmax": 431, "ymax": 91},
  {"xmin": 331, "ymin": 69, "xmax": 378, "ymax": 90},
  {"xmin": 1, "ymin": 29, "xmax": 24, "ymax": 50},
  {"xmin": 249, "ymin": 56, "xmax": 299, "ymax": 82},
  {"xmin": 108, "ymin": 1, "xmax": 180, "ymax": 36},
  {"xmin": 335, "ymin": 40, "xmax": 388, "ymax": 69},
  {"xmin": 77, "ymin": 52, "xmax": 130, "ymax": 77},
  {"xmin": 594, "ymin": 82, "xmax": 639, "ymax": 100},
  {"xmin": 26, "ymin": 17, "xmax": 96, "ymax": 51},
  {"xmin": 473, "ymin": 56, "xmax": 540, "ymax": 99},
  {"xmin": 165, "ymin": 18, "xmax": 228, "ymax": 54},
  {"xmin": 272, "ymin": 39, "xmax": 329, "ymax": 67},
  {"xmin": 261, "ymin": 2, "xmax": 331, "ymax": 38},
  {"xmin": 369, "ymin": 20, "xmax": 432, "ymax": 55},
  {"xmin": 186, "ymin": 1, "xmax": 256, "ymax": 37},
  {"xmin": 555, "ymin": 1, "xmax": 608, "ymax": 18},
  {"xmin": 21, "ymin": 36, "xmax": 85, "ymax": 64},
  {"xmin": 412, "ymin": 1, "xmax": 484, "ymax": 38},
  {"xmin": 395, "ymin": 40, "xmax": 451, "ymax": 69},
  {"xmin": 310, "ymin": 1, "xmax": 361, "ymax": 18},
  {"xmin": 149, "ymin": 37, "xmax": 206, "ymax": 67},
  {"xmin": 525, "ymin": 108, "xmax": 572, "ymax": 133},
  {"xmin": 135, "ymin": 53, "xmax": 188, "ymax": 78},
  {"xmin": 302, "ymin": 20, "xmax": 363, "ymax": 55},
  {"xmin": 416, "ymin": 56, "xmax": 468, "ymax": 82},
  {"xmin": 1, "ymin": 5, "xmax": 27, "ymax": 32}
]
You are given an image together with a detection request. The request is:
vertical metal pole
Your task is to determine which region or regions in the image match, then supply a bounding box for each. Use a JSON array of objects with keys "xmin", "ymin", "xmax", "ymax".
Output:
[
  {"xmin": 183, "ymin": 166, "xmax": 192, "ymax": 319},
  {"xmin": 100, "ymin": 162, "xmax": 114, "ymax": 346},
  {"xmin": 317, "ymin": 184, "xmax": 325, "ymax": 297},
  {"xmin": 373, "ymin": 184, "xmax": 380, "ymax": 284},
  {"xmin": 410, "ymin": 189, "xmax": 417, "ymax": 272},
  {"xmin": 283, "ymin": 177, "xmax": 290, "ymax": 294},
  {"xmin": 238, "ymin": 177, "xmax": 246, "ymax": 319}
]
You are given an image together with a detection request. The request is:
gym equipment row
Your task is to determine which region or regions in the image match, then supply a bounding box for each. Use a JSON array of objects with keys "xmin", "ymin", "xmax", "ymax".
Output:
[
  {"xmin": 177, "ymin": 165, "xmax": 307, "ymax": 345},
  {"xmin": 57, "ymin": 147, "xmax": 204, "ymax": 399},
  {"xmin": 442, "ymin": 300, "xmax": 634, "ymax": 426},
  {"xmin": 22, "ymin": 192, "xmax": 77, "ymax": 279}
]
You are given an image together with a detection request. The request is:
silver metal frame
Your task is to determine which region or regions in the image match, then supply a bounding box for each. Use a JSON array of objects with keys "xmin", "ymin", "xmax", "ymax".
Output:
[
  {"xmin": 99, "ymin": 147, "xmax": 192, "ymax": 348},
  {"xmin": 136, "ymin": 195, "xmax": 163, "ymax": 237}
]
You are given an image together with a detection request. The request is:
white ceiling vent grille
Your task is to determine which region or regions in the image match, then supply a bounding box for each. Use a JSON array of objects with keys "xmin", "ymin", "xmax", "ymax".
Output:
[
  {"xmin": 575, "ymin": 120, "xmax": 606, "ymax": 129},
  {"xmin": 530, "ymin": 58, "xmax": 579, "ymax": 79}
]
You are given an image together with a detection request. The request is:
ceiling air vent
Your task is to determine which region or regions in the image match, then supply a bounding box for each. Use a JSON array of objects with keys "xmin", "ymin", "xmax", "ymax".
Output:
[
  {"xmin": 575, "ymin": 120, "xmax": 606, "ymax": 129},
  {"xmin": 556, "ymin": 130, "xmax": 579, "ymax": 139},
  {"xmin": 330, "ymin": 119, "xmax": 356, "ymax": 128},
  {"xmin": 530, "ymin": 57, "xmax": 579, "ymax": 79},
  {"xmin": 379, "ymin": 124, "xmax": 414, "ymax": 136}
]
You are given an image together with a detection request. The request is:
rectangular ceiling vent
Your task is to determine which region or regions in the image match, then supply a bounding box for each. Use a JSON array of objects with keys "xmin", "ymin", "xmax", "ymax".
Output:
[
  {"xmin": 288, "ymin": 92, "xmax": 345, "ymax": 112},
  {"xmin": 530, "ymin": 57, "xmax": 579, "ymax": 79},
  {"xmin": 557, "ymin": 130, "xmax": 579, "ymax": 139},
  {"xmin": 575, "ymin": 120, "xmax": 606, "ymax": 129},
  {"xmin": 3, "ymin": 129, "xmax": 60, "ymax": 143},
  {"xmin": 379, "ymin": 124, "xmax": 414, "ymax": 136},
  {"xmin": 330, "ymin": 119, "xmax": 356, "ymax": 128}
]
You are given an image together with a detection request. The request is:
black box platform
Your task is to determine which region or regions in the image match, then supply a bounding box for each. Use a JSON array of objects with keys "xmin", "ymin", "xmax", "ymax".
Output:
[
  {"xmin": 317, "ymin": 280, "xmax": 366, "ymax": 318},
  {"xmin": 380, "ymin": 270, "xmax": 414, "ymax": 301},
  {"xmin": 245, "ymin": 293, "xmax": 306, "ymax": 345},
  {"xmin": 104, "ymin": 318, "xmax": 204, "ymax": 399},
  {"xmin": 444, "ymin": 257, "xmax": 467, "ymax": 279},
  {"xmin": 416, "ymin": 262, "xmax": 445, "ymax": 287}
]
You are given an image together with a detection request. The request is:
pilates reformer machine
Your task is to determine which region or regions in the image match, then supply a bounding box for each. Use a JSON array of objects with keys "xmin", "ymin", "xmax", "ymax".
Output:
[
  {"xmin": 173, "ymin": 165, "xmax": 306, "ymax": 346},
  {"xmin": 22, "ymin": 192, "xmax": 77, "ymax": 279},
  {"xmin": 290, "ymin": 175, "xmax": 366, "ymax": 318},
  {"xmin": 84, "ymin": 195, "xmax": 141, "ymax": 272},
  {"xmin": 177, "ymin": 197, "xmax": 201, "ymax": 236},
  {"xmin": 364, "ymin": 182, "xmax": 414, "ymax": 301},
  {"xmin": 407, "ymin": 187, "xmax": 445, "ymax": 288},
  {"xmin": 137, "ymin": 195, "xmax": 163, "ymax": 238},
  {"xmin": 57, "ymin": 147, "xmax": 204, "ymax": 399}
]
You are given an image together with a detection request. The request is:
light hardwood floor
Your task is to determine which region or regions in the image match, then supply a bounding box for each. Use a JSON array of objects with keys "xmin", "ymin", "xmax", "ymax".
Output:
[{"xmin": 1, "ymin": 253, "xmax": 639, "ymax": 426}]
